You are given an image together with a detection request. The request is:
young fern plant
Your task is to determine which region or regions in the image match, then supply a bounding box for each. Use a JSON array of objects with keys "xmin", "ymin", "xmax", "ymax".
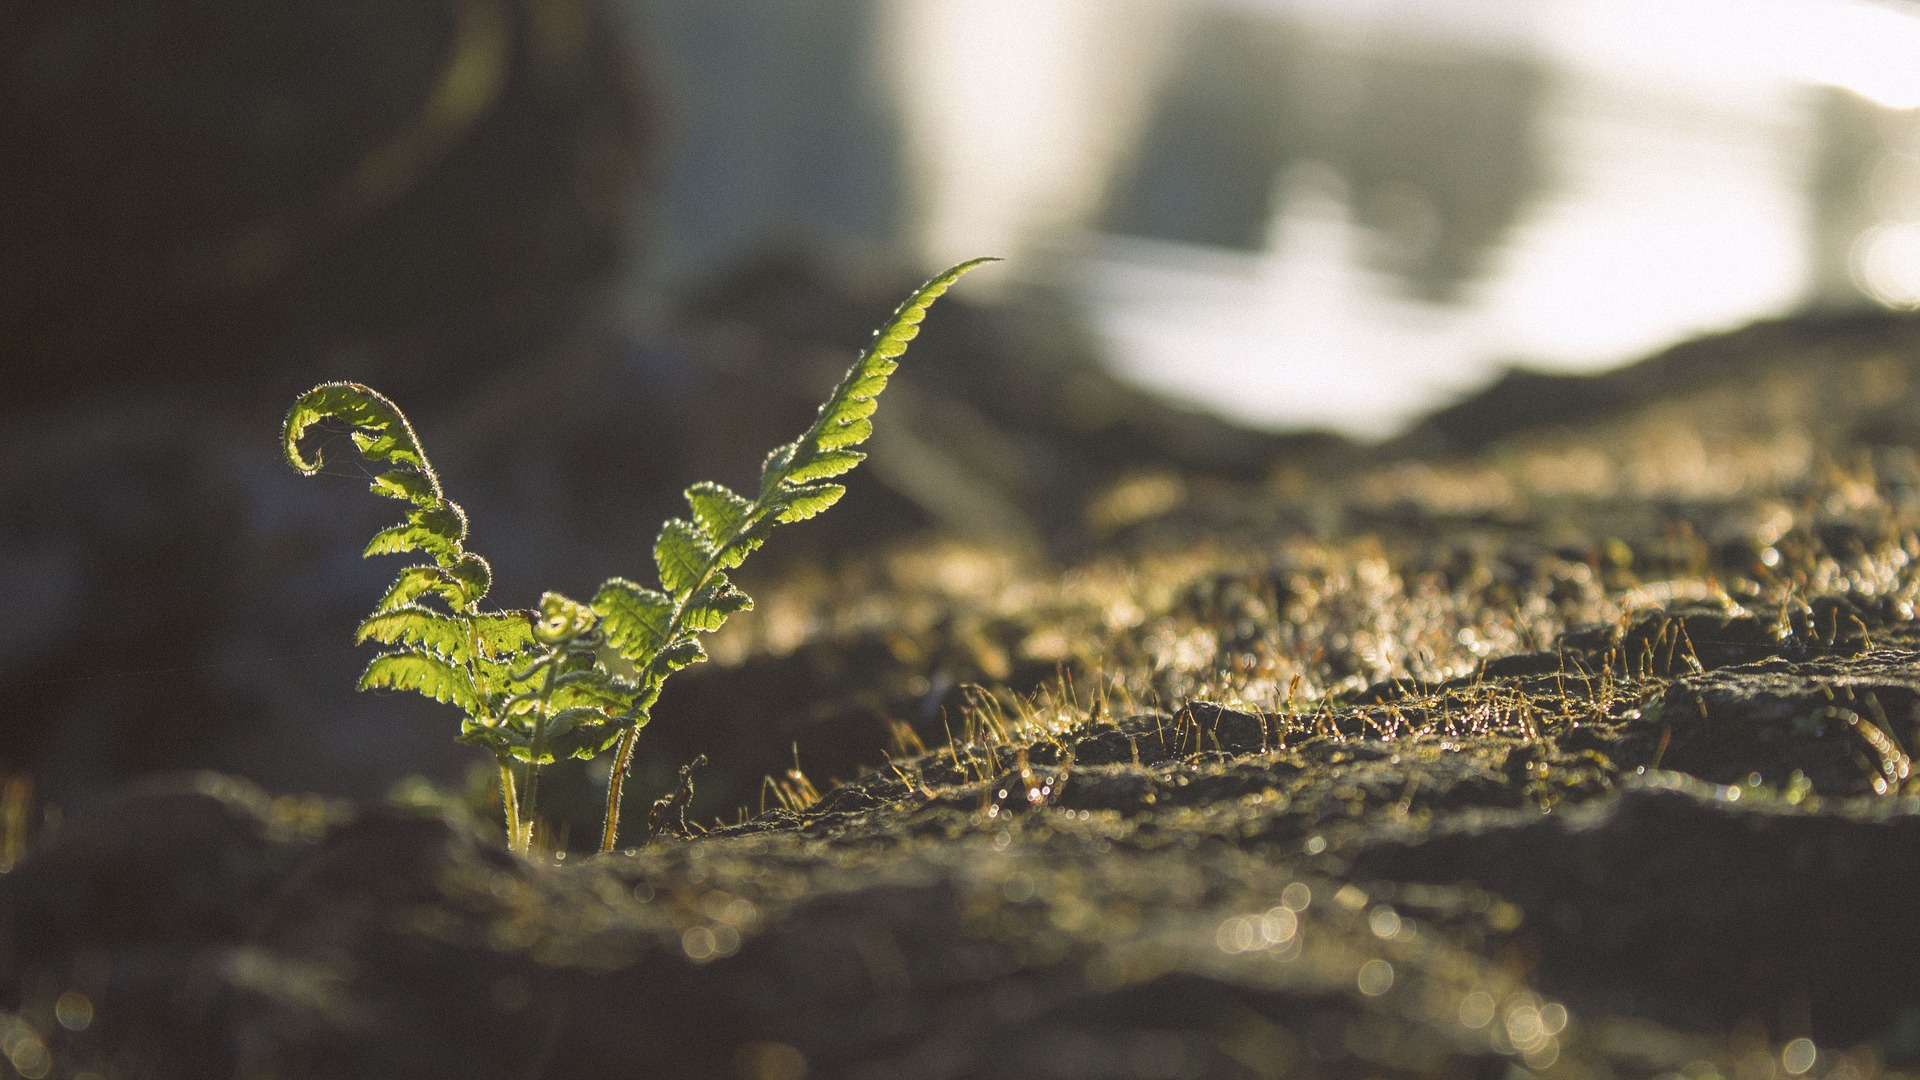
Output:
[{"xmin": 284, "ymin": 258, "xmax": 993, "ymax": 854}]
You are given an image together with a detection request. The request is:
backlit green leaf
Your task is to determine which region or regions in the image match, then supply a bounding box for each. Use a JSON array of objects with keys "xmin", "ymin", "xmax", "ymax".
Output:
[
  {"xmin": 682, "ymin": 578, "xmax": 753, "ymax": 632},
  {"xmin": 370, "ymin": 469, "xmax": 437, "ymax": 505},
  {"xmin": 359, "ymin": 651, "xmax": 477, "ymax": 713},
  {"xmin": 775, "ymin": 483, "xmax": 846, "ymax": 523},
  {"xmin": 654, "ymin": 518, "xmax": 712, "ymax": 599},
  {"xmin": 656, "ymin": 636, "xmax": 707, "ymax": 673},
  {"xmin": 813, "ymin": 417, "xmax": 872, "ymax": 451},
  {"xmin": 783, "ymin": 448, "xmax": 866, "ymax": 484},
  {"xmin": 356, "ymin": 606, "xmax": 472, "ymax": 662},
  {"xmin": 593, "ymin": 578, "xmax": 673, "ymax": 659},
  {"xmin": 686, "ymin": 482, "xmax": 753, "ymax": 545},
  {"xmin": 472, "ymin": 610, "xmax": 534, "ymax": 659},
  {"xmin": 287, "ymin": 259, "xmax": 991, "ymax": 856},
  {"xmin": 375, "ymin": 566, "xmax": 466, "ymax": 613},
  {"xmin": 445, "ymin": 554, "xmax": 493, "ymax": 609},
  {"xmin": 284, "ymin": 382, "xmax": 431, "ymax": 475},
  {"xmin": 364, "ymin": 505, "xmax": 467, "ymax": 563},
  {"xmin": 763, "ymin": 258, "xmax": 994, "ymax": 495}
]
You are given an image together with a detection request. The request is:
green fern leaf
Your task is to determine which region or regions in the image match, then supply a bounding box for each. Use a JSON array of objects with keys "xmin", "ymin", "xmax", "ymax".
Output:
[
  {"xmin": 356, "ymin": 606, "xmax": 472, "ymax": 661},
  {"xmin": 472, "ymin": 611, "xmax": 534, "ymax": 659},
  {"xmin": 289, "ymin": 261, "xmax": 994, "ymax": 856},
  {"xmin": 285, "ymin": 381, "xmax": 489, "ymax": 611},
  {"xmin": 654, "ymin": 519, "xmax": 712, "ymax": 599},
  {"xmin": 364, "ymin": 505, "xmax": 467, "ymax": 562},
  {"xmin": 445, "ymin": 555, "xmax": 493, "ymax": 608},
  {"xmin": 686, "ymin": 481, "xmax": 753, "ymax": 545},
  {"xmin": 544, "ymin": 705, "xmax": 609, "ymax": 740},
  {"xmin": 566, "ymin": 736, "xmax": 625, "ymax": 760},
  {"xmin": 812, "ymin": 417, "xmax": 872, "ymax": 451},
  {"xmin": 350, "ymin": 430, "xmax": 416, "ymax": 465},
  {"xmin": 550, "ymin": 720, "xmax": 628, "ymax": 762},
  {"xmin": 360, "ymin": 652, "xmax": 478, "ymax": 713},
  {"xmin": 656, "ymin": 636, "xmax": 707, "ymax": 673},
  {"xmin": 709, "ymin": 517, "xmax": 776, "ymax": 572},
  {"xmin": 682, "ymin": 579, "xmax": 753, "ymax": 632},
  {"xmin": 775, "ymin": 483, "xmax": 847, "ymax": 523},
  {"xmin": 531, "ymin": 591, "xmax": 598, "ymax": 647},
  {"xmin": 285, "ymin": 382, "xmax": 432, "ymax": 476},
  {"xmin": 472, "ymin": 651, "xmax": 540, "ymax": 702},
  {"xmin": 593, "ymin": 579, "xmax": 674, "ymax": 657},
  {"xmin": 552, "ymin": 678, "xmax": 626, "ymax": 712},
  {"xmin": 375, "ymin": 566, "xmax": 465, "ymax": 612},
  {"xmin": 761, "ymin": 257, "xmax": 994, "ymax": 499},
  {"xmin": 783, "ymin": 448, "xmax": 866, "ymax": 484},
  {"xmin": 369, "ymin": 469, "xmax": 438, "ymax": 506}
]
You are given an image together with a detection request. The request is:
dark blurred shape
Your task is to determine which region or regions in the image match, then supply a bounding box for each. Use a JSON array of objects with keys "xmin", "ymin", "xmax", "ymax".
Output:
[
  {"xmin": 639, "ymin": 0, "xmax": 907, "ymax": 278},
  {"xmin": 1101, "ymin": 10, "xmax": 1549, "ymax": 302},
  {"xmin": 1336, "ymin": 45, "xmax": 1550, "ymax": 303},
  {"xmin": 1393, "ymin": 307, "xmax": 1920, "ymax": 458},
  {"xmin": 0, "ymin": 0, "xmax": 648, "ymax": 800},
  {"xmin": 0, "ymin": 0, "xmax": 646, "ymax": 404},
  {"xmin": 1805, "ymin": 87, "xmax": 1891, "ymax": 310},
  {"xmin": 1099, "ymin": 12, "xmax": 1307, "ymax": 252}
]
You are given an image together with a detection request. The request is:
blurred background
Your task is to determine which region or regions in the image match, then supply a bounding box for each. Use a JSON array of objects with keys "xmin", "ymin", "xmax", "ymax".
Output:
[
  {"xmin": 646, "ymin": 0, "xmax": 1920, "ymax": 434},
  {"xmin": 7, "ymin": 0, "xmax": 1920, "ymax": 828}
]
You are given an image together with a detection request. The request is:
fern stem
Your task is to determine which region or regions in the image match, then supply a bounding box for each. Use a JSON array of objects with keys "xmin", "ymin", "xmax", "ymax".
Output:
[
  {"xmin": 517, "ymin": 763, "xmax": 539, "ymax": 855},
  {"xmin": 599, "ymin": 726, "xmax": 640, "ymax": 852},
  {"xmin": 497, "ymin": 756, "xmax": 522, "ymax": 849},
  {"xmin": 514, "ymin": 660, "xmax": 560, "ymax": 855}
]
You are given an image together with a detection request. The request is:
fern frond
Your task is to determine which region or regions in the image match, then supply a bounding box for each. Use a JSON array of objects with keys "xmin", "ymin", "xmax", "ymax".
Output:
[
  {"xmin": 592, "ymin": 579, "xmax": 674, "ymax": 656},
  {"xmin": 774, "ymin": 482, "xmax": 846, "ymax": 523},
  {"xmin": 374, "ymin": 565, "xmax": 476, "ymax": 613},
  {"xmin": 686, "ymin": 482, "xmax": 753, "ymax": 545},
  {"xmin": 356, "ymin": 606, "xmax": 473, "ymax": 662},
  {"xmin": 656, "ymin": 637, "xmax": 707, "ymax": 672},
  {"xmin": 542, "ymin": 706, "xmax": 608, "ymax": 741},
  {"xmin": 472, "ymin": 651, "xmax": 540, "ymax": 701},
  {"xmin": 758, "ymin": 257, "xmax": 996, "ymax": 501},
  {"xmin": 284, "ymin": 381, "xmax": 489, "ymax": 611},
  {"xmin": 547, "ymin": 715, "xmax": 628, "ymax": 762},
  {"xmin": 782, "ymin": 448, "xmax": 865, "ymax": 484},
  {"xmin": 286, "ymin": 260, "xmax": 994, "ymax": 856},
  {"xmin": 359, "ymin": 651, "xmax": 479, "ymax": 713},
  {"xmin": 369, "ymin": 469, "xmax": 437, "ymax": 505},
  {"xmin": 681, "ymin": 579, "xmax": 752, "ymax": 632},
  {"xmin": 471, "ymin": 611, "xmax": 535, "ymax": 659},
  {"xmin": 364, "ymin": 504, "xmax": 468, "ymax": 563},
  {"xmin": 531, "ymin": 591, "xmax": 598, "ymax": 647},
  {"xmin": 597, "ymin": 259, "xmax": 994, "ymax": 708},
  {"xmin": 285, "ymin": 382, "xmax": 435, "ymax": 482},
  {"xmin": 653, "ymin": 519, "xmax": 713, "ymax": 600}
]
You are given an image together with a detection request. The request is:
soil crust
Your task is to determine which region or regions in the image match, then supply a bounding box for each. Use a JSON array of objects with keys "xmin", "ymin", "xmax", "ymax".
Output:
[{"xmin": 12, "ymin": 310, "xmax": 1920, "ymax": 1078}]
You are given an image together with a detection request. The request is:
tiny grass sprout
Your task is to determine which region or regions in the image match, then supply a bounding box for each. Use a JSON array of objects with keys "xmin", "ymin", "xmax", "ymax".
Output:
[{"xmin": 284, "ymin": 258, "xmax": 994, "ymax": 854}]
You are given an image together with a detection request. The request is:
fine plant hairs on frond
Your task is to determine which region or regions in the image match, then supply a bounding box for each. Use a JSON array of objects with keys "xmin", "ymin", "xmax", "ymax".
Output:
[
  {"xmin": 284, "ymin": 382, "xmax": 495, "ymax": 616},
  {"xmin": 284, "ymin": 258, "xmax": 995, "ymax": 856},
  {"xmin": 284, "ymin": 382, "xmax": 547, "ymax": 849},
  {"xmin": 588, "ymin": 256, "xmax": 996, "ymax": 851}
]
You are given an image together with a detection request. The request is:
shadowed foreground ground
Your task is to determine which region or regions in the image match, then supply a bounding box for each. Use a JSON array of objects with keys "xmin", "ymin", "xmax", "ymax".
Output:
[{"xmin": 10, "ymin": 311, "xmax": 1920, "ymax": 1079}]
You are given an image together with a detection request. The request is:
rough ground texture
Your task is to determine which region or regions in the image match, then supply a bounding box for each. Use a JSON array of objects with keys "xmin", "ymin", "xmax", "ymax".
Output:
[{"xmin": 11, "ymin": 311, "xmax": 1920, "ymax": 1078}]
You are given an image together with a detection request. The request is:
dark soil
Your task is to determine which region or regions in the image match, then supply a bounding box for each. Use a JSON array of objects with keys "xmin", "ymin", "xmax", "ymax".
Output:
[{"xmin": 11, "ymin": 310, "xmax": 1920, "ymax": 1079}]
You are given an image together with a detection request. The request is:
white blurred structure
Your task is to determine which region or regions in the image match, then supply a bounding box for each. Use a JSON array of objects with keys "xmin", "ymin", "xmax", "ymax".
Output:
[{"xmin": 879, "ymin": 0, "xmax": 1920, "ymax": 435}]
